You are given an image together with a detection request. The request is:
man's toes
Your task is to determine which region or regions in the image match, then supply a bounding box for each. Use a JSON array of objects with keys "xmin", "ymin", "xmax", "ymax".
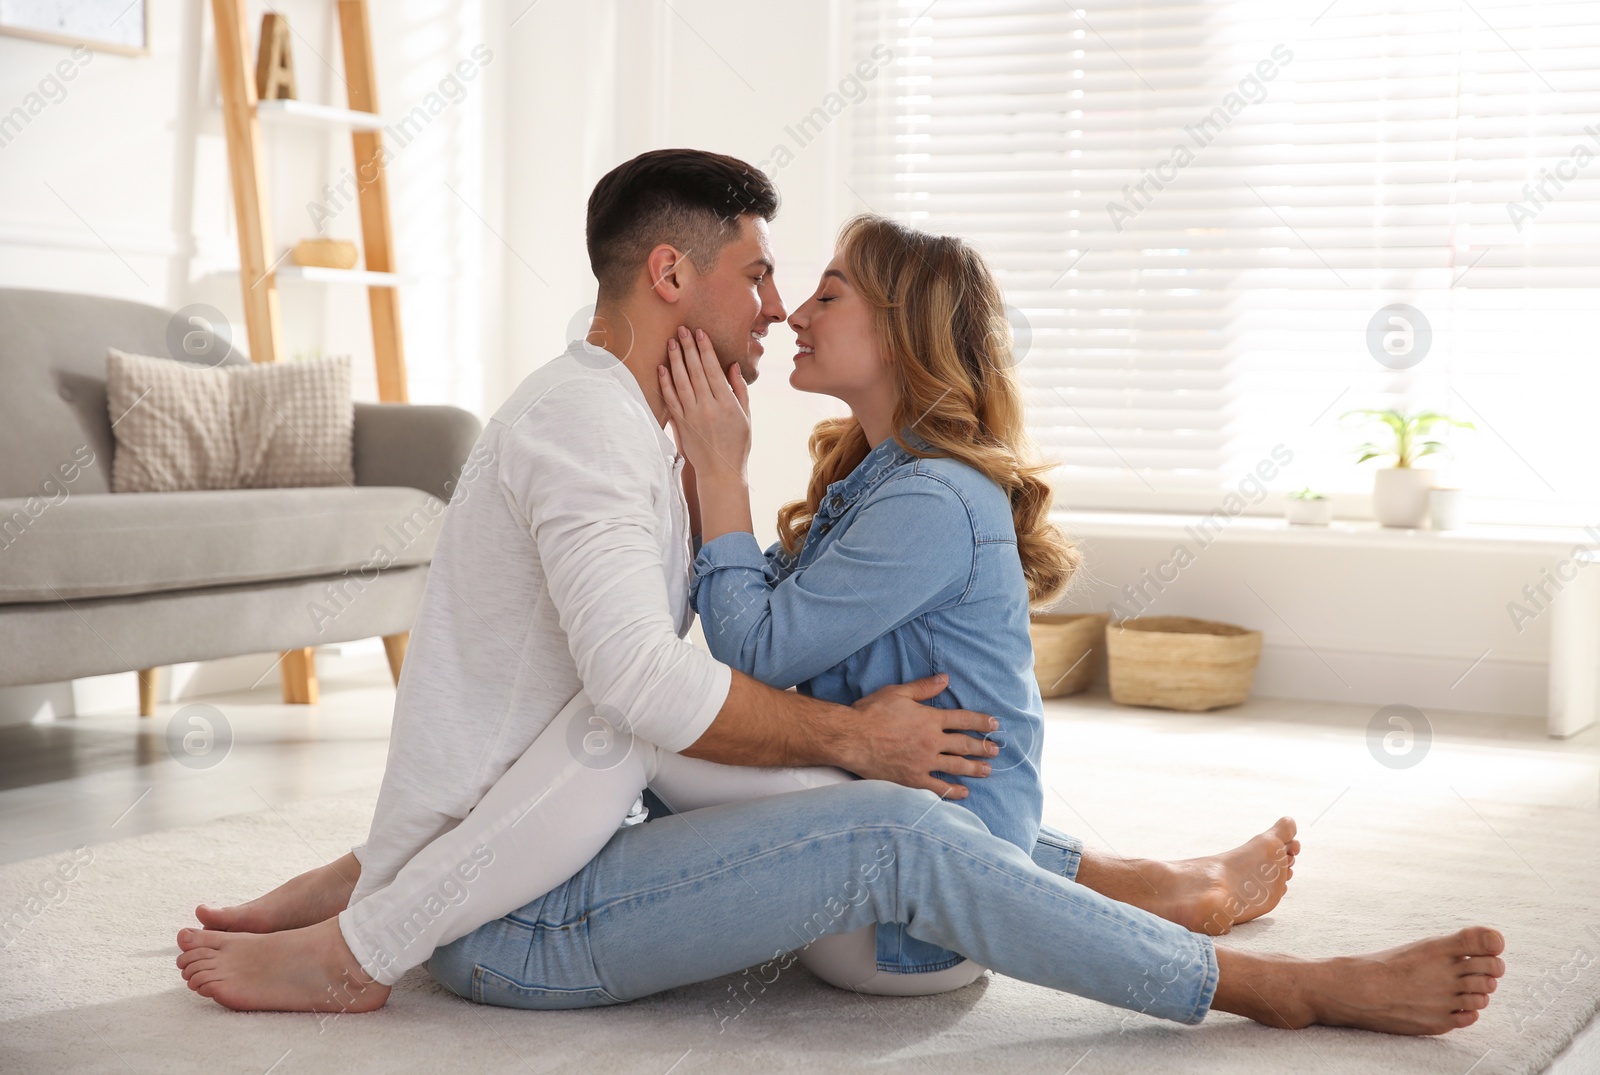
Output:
[
  {"xmin": 1459, "ymin": 955, "xmax": 1506, "ymax": 979},
  {"xmin": 1453, "ymin": 927, "xmax": 1505, "ymax": 957}
]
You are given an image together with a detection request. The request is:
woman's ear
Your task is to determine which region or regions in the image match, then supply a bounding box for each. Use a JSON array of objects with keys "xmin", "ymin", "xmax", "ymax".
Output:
[{"xmin": 646, "ymin": 244, "xmax": 688, "ymax": 304}]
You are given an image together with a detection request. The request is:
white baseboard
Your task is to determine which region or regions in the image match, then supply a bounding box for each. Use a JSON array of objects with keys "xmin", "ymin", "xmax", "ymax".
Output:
[
  {"xmin": 0, "ymin": 682, "xmax": 76, "ymax": 727},
  {"xmin": 1251, "ymin": 641, "xmax": 1546, "ymax": 719}
]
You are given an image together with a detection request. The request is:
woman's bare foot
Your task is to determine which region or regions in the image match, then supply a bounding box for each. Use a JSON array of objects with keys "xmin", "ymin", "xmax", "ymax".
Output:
[
  {"xmin": 1077, "ymin": 817, "xmax": 1300, "ymax": 936},
  {"xmin": 1215, "ymin": 926, "xmax": 1507, "ymax": 1034},
  {"xmin": 175, "ymin": 917, "xmax": 390, "ymax": 1013},
  {"xmin": 196, "ymin": 852, "xmax": 361, "ymax": 934}
]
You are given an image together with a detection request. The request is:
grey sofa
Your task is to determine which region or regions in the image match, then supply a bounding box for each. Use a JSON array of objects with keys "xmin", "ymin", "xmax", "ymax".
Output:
[{"xmin": 0, "ymin": 288, "xmax": 481, "ymax": 711}]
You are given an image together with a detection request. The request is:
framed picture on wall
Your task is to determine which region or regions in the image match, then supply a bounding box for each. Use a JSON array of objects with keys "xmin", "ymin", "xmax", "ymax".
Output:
[{"xmin": 0, "ymin": 0, "xmax": 149, "ymax": 56}]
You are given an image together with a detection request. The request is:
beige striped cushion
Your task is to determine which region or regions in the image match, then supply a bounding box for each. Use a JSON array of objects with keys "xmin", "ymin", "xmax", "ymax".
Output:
[{"xmin": 107, "ymin": 350, "xmax": 354, "ymax": 493}]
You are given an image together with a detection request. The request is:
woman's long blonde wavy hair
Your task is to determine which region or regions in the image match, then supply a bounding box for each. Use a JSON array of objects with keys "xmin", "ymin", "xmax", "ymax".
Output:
[{"xmin": 776, "ymin": 215, "xmax": 1079, "ymax": 604}]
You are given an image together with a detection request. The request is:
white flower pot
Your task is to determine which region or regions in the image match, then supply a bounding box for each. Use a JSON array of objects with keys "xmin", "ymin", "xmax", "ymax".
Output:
[
  {"xmin": 1372, "ymin": 467, "xmax": 1434, "ymax": 528},
  {"xmin": 1285, "ymin": 498, "xmax": 1332, "ymax": 526}
]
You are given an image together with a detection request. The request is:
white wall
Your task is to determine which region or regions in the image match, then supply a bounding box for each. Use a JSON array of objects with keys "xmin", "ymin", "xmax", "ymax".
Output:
[{"xmin": 502, "ymin": 0, "xmax": 856, "ymax": 548}]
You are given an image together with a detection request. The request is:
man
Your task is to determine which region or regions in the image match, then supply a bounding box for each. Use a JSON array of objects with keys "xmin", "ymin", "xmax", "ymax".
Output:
[{"xmin": 176, "ymin": 151, "xmax": 1502, "ymax": 1035}]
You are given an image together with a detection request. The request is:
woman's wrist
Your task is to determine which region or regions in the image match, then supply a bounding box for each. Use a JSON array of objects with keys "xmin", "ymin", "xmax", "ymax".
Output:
[{"xmin": 697, "ymin": 473, "xmax": 755, "ymax": 543}]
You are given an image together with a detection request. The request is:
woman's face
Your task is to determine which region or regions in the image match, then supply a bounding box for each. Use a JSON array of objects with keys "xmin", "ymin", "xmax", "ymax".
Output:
[{"xmin": 786, "ymin": 250, "xmax": 887, "ymax": 402}]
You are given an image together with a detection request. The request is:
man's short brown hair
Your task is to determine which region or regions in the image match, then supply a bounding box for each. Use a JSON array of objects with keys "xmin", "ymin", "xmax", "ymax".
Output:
[{"xmin": 586, "ymin": 149, "xmax": 779, "ymax": 296}]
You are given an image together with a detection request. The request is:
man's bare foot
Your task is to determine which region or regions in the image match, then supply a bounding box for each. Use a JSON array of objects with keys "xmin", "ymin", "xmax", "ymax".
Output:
[
  {"xmin": 1165, "ymin": 817, "xmax": 1298, "ymax": 935},
  {"xmin": 1215, "ymin": 926, "xmax": 1507, "ymax": 1035},
  {"xmin": 196, "ymin": 852, "xmax": 361, "ymax": 934},
  {"xmin": 175, "ymin": 917, "xmax": 390, "ymax": 1013},
  {"xmin": 1078, "ymin": 817, "xmax": 1300, "ymax": 936}
]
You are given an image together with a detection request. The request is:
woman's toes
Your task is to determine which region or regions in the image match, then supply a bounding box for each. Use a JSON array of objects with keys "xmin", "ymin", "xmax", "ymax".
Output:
[
  {"xmin": 177, "ymin": 928, "xmax": 220, "ymax": 952},
  {"xmin": 1452, "ymin": 1010, "xmax": 1480, "ymax": 1029},
  {"xmin": 1457, "ymin": 992, "xmax": 1490, "ymax": 1011},
  {"xmin": 1459, "ymin": 975, "xmax": 1498, "ymax": 996}
]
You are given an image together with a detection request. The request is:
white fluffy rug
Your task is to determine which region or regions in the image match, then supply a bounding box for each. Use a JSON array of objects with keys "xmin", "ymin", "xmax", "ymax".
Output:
[{"xmin": 3, "ymin": 765, "xmax": 1598, "ymax": 1074}]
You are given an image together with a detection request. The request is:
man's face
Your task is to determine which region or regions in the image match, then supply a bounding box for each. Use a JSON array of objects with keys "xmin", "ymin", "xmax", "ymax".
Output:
[{"xmin": 683, "ymin": 215, "xmax": 786, "ymax": 384}]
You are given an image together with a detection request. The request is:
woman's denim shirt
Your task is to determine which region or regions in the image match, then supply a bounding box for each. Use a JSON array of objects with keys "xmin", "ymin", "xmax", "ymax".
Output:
[{"xmin": 690, "ymin": 432, "xmax": 1046, "ymax": 974}]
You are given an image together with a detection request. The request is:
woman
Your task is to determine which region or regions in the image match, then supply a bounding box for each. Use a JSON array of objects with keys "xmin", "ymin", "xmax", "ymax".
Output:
[{"xmin": 660, "ymin": 214, "xmax": 1080, "ymax": 991}]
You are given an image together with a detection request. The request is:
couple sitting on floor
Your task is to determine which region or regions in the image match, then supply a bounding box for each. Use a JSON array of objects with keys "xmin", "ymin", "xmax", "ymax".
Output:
[{"xmin": 175, "ymin": 148, "xmax": 1504, "ymax": 1036}]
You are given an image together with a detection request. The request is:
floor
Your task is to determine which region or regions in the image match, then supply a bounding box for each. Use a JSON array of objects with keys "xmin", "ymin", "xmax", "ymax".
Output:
[{"xmin": 3, "ymin": 654, "xmax": 1598, "ymax": 1068}]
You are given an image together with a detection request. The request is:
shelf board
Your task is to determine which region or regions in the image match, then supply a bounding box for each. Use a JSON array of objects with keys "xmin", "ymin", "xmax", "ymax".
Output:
[
  {"xmin": 256, "ymin": 98, "xmax": 385, "ymax": 132},
  {"xmin": 276, "ymin": 265, "xmax": 400, "ymax": 286},
  {"xmin": 212, "ymin": 264, "xmax": 401, "ymax": 287}
]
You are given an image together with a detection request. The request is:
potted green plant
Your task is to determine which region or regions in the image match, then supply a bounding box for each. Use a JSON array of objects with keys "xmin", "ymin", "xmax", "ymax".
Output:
[
  {"xmin": 1285, "ymin": 487, "xmax": 1332, "ymax": 526},
  {"xmin": 1342, "ymin": 408, "xmax": 1474, "ymax": 528}
]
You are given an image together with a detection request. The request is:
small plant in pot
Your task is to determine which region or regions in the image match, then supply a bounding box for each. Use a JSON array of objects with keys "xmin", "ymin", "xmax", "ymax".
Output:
[
  {"xmin": 1342, "ymin": 408, "xmax": 1473, "ymax": 528},
  {"xmin": 1285, "ymin": 487, "xmax": 1332, "ymax": 526}
]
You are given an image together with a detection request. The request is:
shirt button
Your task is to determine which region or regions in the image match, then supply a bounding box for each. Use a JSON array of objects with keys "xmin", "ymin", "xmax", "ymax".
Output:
[{"xmin": 830, "ymin": 495, "xmax": 844, "ymax": 510}]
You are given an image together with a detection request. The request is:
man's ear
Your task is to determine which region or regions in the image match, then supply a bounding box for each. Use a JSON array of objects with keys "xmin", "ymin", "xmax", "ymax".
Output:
[{"xmin": 645, "ymin": 244, "xmax": 690, "ymax": 304}]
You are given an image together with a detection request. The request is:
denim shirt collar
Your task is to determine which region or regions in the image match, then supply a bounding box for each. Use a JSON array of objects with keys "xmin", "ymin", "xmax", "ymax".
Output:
[{"xmin": 815, "ymin": 430, "xmax": 930, "ymax": 524}]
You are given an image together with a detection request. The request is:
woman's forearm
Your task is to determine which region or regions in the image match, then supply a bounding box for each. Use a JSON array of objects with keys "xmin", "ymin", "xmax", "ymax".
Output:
[{"xmin": 696, "ymin": 472, "xmax": 755, "ymax": 544}]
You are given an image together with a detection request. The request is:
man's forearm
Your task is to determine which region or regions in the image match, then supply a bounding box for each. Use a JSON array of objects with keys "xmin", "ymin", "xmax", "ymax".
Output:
[
  {"xmin": 679, "ymin": 670, "xmax": 857, "ymax": 771},
  {"xmin": 677, "ymin": 668, "xmax": 996, "ymax": 799}
]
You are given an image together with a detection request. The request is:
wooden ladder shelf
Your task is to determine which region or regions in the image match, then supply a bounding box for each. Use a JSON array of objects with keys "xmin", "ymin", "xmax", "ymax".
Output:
[{"xmin": 184, "ymin": 0, "xmax": 410, "ymax": 710}]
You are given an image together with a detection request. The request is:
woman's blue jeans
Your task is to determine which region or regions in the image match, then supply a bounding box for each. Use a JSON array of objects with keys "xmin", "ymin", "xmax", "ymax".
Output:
[{"xmin": 427, "ymin": 781, "xmax": 1218, "ymax": 1025}]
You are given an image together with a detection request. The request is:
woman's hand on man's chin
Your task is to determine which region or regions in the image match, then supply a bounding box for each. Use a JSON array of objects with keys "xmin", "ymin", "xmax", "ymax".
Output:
[{"xmin": 659, "ymin": 324, "xmax": 752, "ymax": 483}]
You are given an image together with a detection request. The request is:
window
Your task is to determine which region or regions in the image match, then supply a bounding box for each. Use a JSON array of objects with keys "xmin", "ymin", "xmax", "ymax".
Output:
[{"xmin": 852, "ymin": 0, "xmax": 1600, "ymax": 523}]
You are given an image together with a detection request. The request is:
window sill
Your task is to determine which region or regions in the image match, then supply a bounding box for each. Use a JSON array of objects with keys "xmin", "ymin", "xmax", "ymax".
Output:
[{"xmin": 1052, "ymin": 509, "xmax": 1600, "ymax": 556}]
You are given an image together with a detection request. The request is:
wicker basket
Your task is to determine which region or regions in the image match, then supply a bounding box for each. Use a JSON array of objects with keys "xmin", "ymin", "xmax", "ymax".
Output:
[
  {"xmin": 1029, "ymin": 612, "xmax": 1109, "ymax": 698},
  {"xmin": 1105, "ymin": 616, "xmax": 1263, "ymax": 711},
  {"xmin": 290, "ymin": 237, "xmax": 359, "ymax": 270}
]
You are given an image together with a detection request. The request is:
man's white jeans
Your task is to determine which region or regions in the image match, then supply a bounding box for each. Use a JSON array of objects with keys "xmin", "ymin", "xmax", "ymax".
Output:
[{"xmin": 339, "ymin": 693, "xmax": 983, "ymax": 993}]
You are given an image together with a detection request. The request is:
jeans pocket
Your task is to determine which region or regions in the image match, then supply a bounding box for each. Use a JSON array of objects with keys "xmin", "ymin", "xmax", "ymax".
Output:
[{"xmin": 470, "ymin": 964, "xmax": 623, "ymax": 1010}]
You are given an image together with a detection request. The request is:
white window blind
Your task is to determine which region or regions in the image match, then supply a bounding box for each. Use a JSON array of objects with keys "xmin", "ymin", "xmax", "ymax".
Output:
[{"xmin": 851, "ymin": 0, "xmax": 1600, "ymax": 523}]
